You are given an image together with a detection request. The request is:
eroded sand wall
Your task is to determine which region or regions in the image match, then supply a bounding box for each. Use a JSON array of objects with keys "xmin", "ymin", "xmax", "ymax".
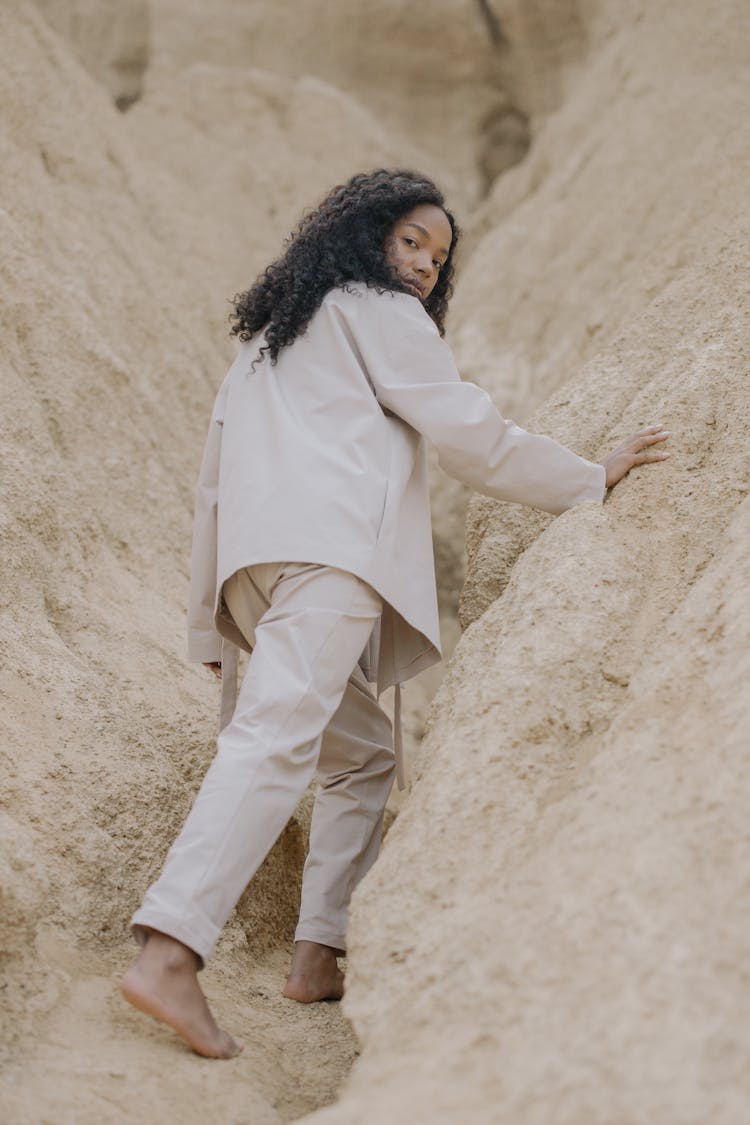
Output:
[
  {"xmin": 33, "ymin": 0, "xmax": 150, "ymax": 108},
  {"xmin": 303, "ymin": 2, "xmax": 750, "ymax": 1122},
  {"xmin": 144, "ymin": 0, "xmax": 585, "ymax": 205},
  {"xmin": 1, "ymin": 1, "xmax": 510, "ymax": 1119}
]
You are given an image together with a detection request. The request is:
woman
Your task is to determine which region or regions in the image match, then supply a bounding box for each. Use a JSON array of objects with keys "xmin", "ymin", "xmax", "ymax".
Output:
[{"xmin": 121, "ymin": 169, "xmax": 669, "ymax": 1058}]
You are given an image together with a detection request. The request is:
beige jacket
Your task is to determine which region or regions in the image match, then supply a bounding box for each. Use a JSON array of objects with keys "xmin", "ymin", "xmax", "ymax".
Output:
[{"xmin": 187, "ymin": 282, "xmax": 606, "ymax": 697}]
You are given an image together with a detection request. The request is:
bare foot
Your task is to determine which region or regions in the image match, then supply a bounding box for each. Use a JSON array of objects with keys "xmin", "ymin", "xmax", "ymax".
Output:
[
  {"xmin": 120, "ymin": 930, "xmax": 243, "ymax": 1058},
  {"xmin": 283, "ymin": 940, "xmax": 345, "ymax": 1002}
]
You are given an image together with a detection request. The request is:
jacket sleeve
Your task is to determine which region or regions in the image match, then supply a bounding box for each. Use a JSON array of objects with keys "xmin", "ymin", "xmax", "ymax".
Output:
[
  {"xmin": 353, "ymin": 290, "xmax": 606, "ymax": 516},
  {"xmin": 186, "ymin": 375, "xmax": 230, "ymax": 663}
]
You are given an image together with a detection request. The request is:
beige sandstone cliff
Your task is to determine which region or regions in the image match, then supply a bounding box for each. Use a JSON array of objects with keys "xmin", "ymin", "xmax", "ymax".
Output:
[
  {"xmin": 305, "ymin": 3, "xmax": 750, "ymax": 1122},
  {"xmin": 1, "ymin": 1, "xmax": 748, "ymax": 1122}
]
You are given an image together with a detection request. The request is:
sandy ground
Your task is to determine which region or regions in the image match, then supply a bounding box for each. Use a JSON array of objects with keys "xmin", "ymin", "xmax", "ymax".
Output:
[{"xmin": 2, "ymin": 939, "xmax": 356, "ymax": 1124}]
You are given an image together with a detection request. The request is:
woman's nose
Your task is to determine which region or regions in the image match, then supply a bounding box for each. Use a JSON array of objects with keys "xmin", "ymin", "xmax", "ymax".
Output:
[{"xmin": 415, "ymin": 253, "xmax": 432, "ymax": 276}]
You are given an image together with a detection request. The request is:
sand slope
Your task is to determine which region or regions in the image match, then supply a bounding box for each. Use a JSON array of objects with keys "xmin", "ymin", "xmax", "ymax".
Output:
[
  {"xmin": 0, "ymin": 3, "xmax": 436, "ymax": 1119},
  {"xmin": 303, "ymin": 3, "xmax": 750, "ymax": 1121}
]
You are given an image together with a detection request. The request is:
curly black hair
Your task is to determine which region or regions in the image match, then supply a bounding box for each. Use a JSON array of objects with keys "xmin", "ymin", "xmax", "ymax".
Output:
[{"xmin": 229, "ymin": 168, "xmax": 460, "ymax": 364}]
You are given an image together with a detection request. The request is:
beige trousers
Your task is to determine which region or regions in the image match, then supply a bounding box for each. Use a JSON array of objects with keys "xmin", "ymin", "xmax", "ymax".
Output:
[{"xmin": 132, "ymin": 562, "xmax": 395, "ymax": 964}]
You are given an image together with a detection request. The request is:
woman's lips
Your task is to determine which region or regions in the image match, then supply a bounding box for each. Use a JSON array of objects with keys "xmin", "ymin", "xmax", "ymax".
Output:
[{"xmin": 402, "ymin": 276, "xmax": 424, "ymax": 298}]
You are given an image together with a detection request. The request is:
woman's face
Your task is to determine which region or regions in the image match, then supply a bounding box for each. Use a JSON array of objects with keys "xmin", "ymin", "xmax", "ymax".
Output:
[{"xmin": 385, "ymin": 203, "xmax": 453, "ymax": 301}]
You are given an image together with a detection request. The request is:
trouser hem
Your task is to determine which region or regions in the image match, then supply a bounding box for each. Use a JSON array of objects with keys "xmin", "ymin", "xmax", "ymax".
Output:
[
  {"xmin": 130, "ymin": 906, "xmax": 219, "ymax": 968},
  {"xmin": 294, "ymin": 925, "xmax": 347, "ymax": 953}
]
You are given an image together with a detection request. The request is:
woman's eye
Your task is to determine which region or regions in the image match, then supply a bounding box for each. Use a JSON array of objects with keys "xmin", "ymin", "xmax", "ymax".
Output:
[
  {"xmin": 403, "ymin": 237, "xmax": 417, "ymax": 247},
  {"xmin": 433, "ymin": 261, "xmax": 442, "ymax": 271}
]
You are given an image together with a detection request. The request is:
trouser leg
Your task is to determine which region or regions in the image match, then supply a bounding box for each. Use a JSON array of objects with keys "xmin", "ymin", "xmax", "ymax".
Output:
[
  {"xmin": 295, "ymin": 663, "xmax": 395, "ymax": 952},
  {"xmin": 131, "ymin": 562, "xmax": 382, "ymax": 965}
]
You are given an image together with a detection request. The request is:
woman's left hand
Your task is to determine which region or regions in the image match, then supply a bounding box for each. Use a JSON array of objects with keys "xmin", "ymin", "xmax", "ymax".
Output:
[
  {"xmin": 601, "ymin": 424, "xmax": 670, "ymax": 489},
  {"xmin": 203, "ymin": 661, "xmax": 222, "ymax": 679}
]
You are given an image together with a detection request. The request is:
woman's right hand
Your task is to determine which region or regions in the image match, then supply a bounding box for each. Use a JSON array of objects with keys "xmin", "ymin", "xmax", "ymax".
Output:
[
  {"xmin": 203, "ymin": 662, "xmax": 222, "ymax": 679},
  {"xmin": 601, "ymin": 424, "xmax": 670, "ymax": 489}
]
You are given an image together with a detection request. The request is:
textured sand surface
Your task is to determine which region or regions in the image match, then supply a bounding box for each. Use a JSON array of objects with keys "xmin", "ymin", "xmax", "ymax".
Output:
[
  {"xmin": 303, "ymin": 3, "xmax": 750, "ymax": 1122},
  {"xmin": 2, "ymin": 1, "xmax": 749, "ymax": 1122},
  {"xmin": 0, "ymin": 2, "xmax": 485, "ymax": 1118}
]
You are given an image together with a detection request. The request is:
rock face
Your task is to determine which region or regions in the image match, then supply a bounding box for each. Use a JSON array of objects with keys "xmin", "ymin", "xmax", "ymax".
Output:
[
  {"xmin": 34, "ymin": 0, "xmax": 150, "ymax": 109},
  {"xmin": 2, "ymin": 0, "xmax": 749, "ymax": 1122},
  {"xmin": 301, "ymin": 3, "xmax": 750, "ymax": 1122},
  {"xmin": 0, "ymin": 3, "xmax": 446, "ymax": 1119},
  {"xmin": 144, "ymin": 0, "xmax": 541, "ymax": 206}
]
